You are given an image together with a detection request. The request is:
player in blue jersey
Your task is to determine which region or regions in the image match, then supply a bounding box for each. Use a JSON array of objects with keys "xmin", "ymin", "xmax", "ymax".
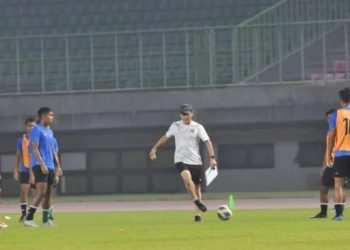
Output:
[{"xmin": 24, "ymin": 107, "xmax": 62, "ymax": 227}]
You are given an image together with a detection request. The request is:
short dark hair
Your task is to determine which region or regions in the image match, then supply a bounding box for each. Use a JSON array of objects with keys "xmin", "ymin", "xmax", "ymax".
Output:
[
  {"xmin": 37, "ymin": 107, "xmax": 53, "ymax": 118},
  {"xmin": 339, "ymin": 88, "xmax": 350, "ymax": 103},
  {"xmin": 25, "ymin": 117, "xmax": 35, "ymax": 125},
  {"xmin": 325, "ymin": 109, "xmax": 336, "ymax": 116}
]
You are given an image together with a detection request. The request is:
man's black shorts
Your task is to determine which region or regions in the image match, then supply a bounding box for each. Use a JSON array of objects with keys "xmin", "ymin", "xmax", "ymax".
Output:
[
  {"xmin": 32, "ymin": 166, "xmax": 55, "ymax": 185},
  {"xmin": 19, "ymin": 172, "xmax": 30, "ymax": 184},
  {"xmin": 334, "ymin": 156, "xmax": 350, "ymax": 178},
  {"xmin": 322, "ymin": 167, "xmax": 335, "ymax": 187},
  {"xmin": 175, "ymin": 162, "xmax": 203, "ymax": 184}
]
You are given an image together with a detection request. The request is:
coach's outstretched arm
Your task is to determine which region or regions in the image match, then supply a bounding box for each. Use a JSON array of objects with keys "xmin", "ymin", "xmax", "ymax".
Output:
[
  {"xmin": 149, "ymin": 135, "xmax": 169, "ymax": 160},
  {"xmin": 204, "ymin": 140, "xmax": 217, "ymax": 169}
]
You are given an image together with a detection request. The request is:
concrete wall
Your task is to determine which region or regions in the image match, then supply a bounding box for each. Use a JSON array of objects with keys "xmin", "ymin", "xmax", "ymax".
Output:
[{"xmin": 0, "ymin": 82, "xmax": 346, "ymax": 196}]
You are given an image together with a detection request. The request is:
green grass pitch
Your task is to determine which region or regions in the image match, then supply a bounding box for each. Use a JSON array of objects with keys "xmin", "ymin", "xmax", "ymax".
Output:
[{"xmin": 1, "ymin": 209, "xmax": 350, "ymax": 250}]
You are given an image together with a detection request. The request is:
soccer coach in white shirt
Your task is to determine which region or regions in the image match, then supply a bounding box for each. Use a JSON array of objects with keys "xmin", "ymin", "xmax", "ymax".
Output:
[{"xmin": 149, "ymin": 104, "xmax": 217, "ymax": 222}]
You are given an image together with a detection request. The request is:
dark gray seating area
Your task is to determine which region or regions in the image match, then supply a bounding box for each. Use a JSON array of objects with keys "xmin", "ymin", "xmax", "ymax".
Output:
[{"xmin": 0, "ymin": 0, "xmax": 279, "ymax": 36}]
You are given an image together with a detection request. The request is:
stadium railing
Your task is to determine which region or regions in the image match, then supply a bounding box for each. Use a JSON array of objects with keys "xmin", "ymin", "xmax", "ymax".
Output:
[{"xmin": 1, "ymin": 20, "xmax": 350, "ymax": 95}]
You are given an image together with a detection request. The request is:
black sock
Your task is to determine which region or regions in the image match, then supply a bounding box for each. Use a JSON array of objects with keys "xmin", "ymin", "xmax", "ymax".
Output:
[
  {"xmin": 26, "ymin": 206, "xmax": 37, "ymax": 221},
  {"xmin": 20, "ymin": 203, "xmax": 27, "ymax": 216},
  {"xmin": 335, "ymin": 204, "xmax": 343, "ymax": 216},
  {"xmin": 320, "ymin": 204, "xmax": 328, "ymax": 215},
  {"xmin": 43, "ymin": 210, "xmax": 49, "ymax": 223}
]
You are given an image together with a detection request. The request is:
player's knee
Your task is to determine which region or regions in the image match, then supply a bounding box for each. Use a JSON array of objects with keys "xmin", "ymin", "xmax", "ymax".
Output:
[
  {"xmin": 320, "ymin": 186, "xmax": 329, "ymax": 194},
  {"xmin": 36, "ymin": 185, "xmax": 47, "ymax": 197},
  {"xmin": 181, "ymin": 171, "xmax": 191, "ymax": 180},
  {"xmin": 37, "ymin": 189, "xmax": 46, "ymax": 198},
  {"xmin": 182, "ymin": 179, "xmax": 191, "ymax": 186}
]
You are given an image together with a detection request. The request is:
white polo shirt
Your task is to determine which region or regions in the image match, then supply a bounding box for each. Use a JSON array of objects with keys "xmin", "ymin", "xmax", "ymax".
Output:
[{"xmin": 166, "ymin": 120, "xmax": 210, "ymax": 165}]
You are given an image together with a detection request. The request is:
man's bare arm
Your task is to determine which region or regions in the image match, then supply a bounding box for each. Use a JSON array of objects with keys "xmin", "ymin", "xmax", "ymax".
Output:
[
  {"xmin": 149, "ymin": 135, "xmax": 169, "ymax": 160},
  {"xmin": 205, "ymin": 140, "xmax": 217, "ymax": 169},
  {"xmin": 53, "ymin": 149, "xmax": 63, "ymax": 176},
  {"xmin": 326, "ymin": 130, "xmax": 336, "ymax": 167},
  {"xmin": 32, "ymin": 142, "xmax": 49, "ymax": 174},
  {"xmin": 13, "ymin": 151, "xmax": 22, "ymax": 180}
]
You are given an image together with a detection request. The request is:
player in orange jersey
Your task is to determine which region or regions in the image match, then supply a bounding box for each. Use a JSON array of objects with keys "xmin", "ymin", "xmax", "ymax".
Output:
[
  {"xmin": 327, "ymin": 88, "xmax": 350, "ymax": 221},
  {"xmin": 13, "ymin": 118, "xmax": 36, "ymax": 222}
]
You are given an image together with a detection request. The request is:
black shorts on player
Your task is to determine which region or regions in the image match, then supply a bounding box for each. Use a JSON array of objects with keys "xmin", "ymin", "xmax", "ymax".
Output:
[
  {"xmin": 334, "ymin": 156, "xmax": 350, "ymax": 178},
  {"xmin": 19, "ymin": 172, "xmax": 30, "ymax": 184},
  {"xmin": 32, "ymin": 166, "xmax": 55, "ymax": 185},
  {"xmin": 175, "ymin": 162, "xmax": 203, "ymax": 184}
]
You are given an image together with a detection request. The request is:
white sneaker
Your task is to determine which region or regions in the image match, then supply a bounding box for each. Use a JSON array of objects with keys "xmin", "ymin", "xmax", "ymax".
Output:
[
  {"xmin": 24, "ymin": 220, "xmax": 38, "ymax": 228},
  {"xmin": 43, "ymin": 220, "xmax": 58, "ymax": 227}
]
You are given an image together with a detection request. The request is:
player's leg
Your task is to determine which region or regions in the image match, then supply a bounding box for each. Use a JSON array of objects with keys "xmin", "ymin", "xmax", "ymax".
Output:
[
  {"xmin": 311, "ymin": 167, "xmax": 334, "ymax": 218},
  {"xmin": 19, "ymin": 184, "xmax": 31, "ymax": 222},
  {"xmin": 191, "ymin": 165, "xmax": 205, "ymax": 221},
  {"xmin": 176, "ymin": 163, "xmax": 198, "ymax": 199},
  {"xmin": 42, "ymin": 185, "xmax": 53, "ymax": 225},
  {"xmin": 42, "ymin": 170, "xmax": 56, "ymax": 226},
  {"xmin": 194, "ymin": 184, "xmax": 202, "ymax": 222},
  {"xmin": 25, "ymin": 167, "xmax": 48, "ymax": 227},
  {"xmin": 333, "ymin": 157, "xmax": 348, "ymax": 220},
  {"xmin": 311, "ymin": 186, "xmax": 329, "ymax": 218},
  {"xmin": 334, "ymin": 177, "xmax": 345, "ymax": 220},
  {"xmin": 48, "ymin": 175, "xmax": 60, "ymax": 222},
  {"xmin": 24, "ymin": 182, "xmax": 47, "ymax": 227},
  {"xmin": 19, "ymin": 172, "xmax": 31, "ymax": 222},
  {"xmin": 180, "ymin": 170, "xmax": 198, "ymax": 200},
  {"xmin": 176, "ymin": 163, "xmax": 207, "ymax": 212}
]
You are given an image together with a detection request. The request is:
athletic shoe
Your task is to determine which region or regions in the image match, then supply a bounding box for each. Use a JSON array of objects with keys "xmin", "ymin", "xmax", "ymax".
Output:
[
  {"xmin": 193, "ymin": 200, "xmax": 207, "ymax": 212},
  {"xmin": 43, "ymin": 220, "xmax": 58, "ymax": 227},
  {"xmin": 194, "ymin": 215, "xmax": 201, "ymax": 223},
  {"xmin": 310, "ymin": 212, "xmax": 327, "ymax": 219},
  {"xmin": 24, "ymin": 220, "xmax": 39, "ymax": 228},
  {"xmin": 332, "ymin": 215, "xmax": 344, "ymax": 221},
  {"xmin": 19, "ymin": 215, "xmax": 26, "ymax": 223}
]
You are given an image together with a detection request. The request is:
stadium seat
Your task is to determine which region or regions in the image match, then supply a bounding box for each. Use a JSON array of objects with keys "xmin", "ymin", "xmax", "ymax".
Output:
[{"xmin": 0, "ymin": 0, "xmax": 280, "ymax": 36}]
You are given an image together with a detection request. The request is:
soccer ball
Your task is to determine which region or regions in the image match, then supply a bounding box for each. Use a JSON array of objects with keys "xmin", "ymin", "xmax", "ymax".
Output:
[{"xmin": 217, "ymin": 205, "xmax": 232, "ymax": 221}]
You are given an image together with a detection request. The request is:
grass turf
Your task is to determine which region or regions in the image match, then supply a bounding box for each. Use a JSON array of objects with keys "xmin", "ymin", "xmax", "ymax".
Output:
[
  {"xmin": 1, "ymin": 209, "xmax": 349, "ymax": 250},
  {"xmin": 1, "ymin": 191, "xmax": 320, "ymax": 204}
]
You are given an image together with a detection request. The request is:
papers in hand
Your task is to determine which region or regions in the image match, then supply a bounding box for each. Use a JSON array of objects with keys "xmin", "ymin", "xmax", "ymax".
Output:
[{"xmin": 205, "ymin": 167, "xmax": 218, "ymax": 186}]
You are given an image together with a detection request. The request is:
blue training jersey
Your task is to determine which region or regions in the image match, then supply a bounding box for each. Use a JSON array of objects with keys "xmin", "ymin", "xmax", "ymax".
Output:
[{"xmin": 30, "ymin": 124, "xmax": 55, "ymax": 169}]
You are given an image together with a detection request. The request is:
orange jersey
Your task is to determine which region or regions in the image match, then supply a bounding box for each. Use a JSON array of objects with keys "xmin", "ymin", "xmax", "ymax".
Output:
[
  {"xmin": 16, "ymin": 134, "xmax": 31, "ymax": 168},
  {"xmin": 21, "ymin": 135, "xmax": 31, "ymax": 168},
  {"xmin": 330, "ymin": 108, "xmax": 350, "ymax": 155}
]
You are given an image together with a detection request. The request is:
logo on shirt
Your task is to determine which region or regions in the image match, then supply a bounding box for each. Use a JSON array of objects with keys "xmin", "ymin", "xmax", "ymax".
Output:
[{"xmin": 190, "ymin": 129, "xmax": 195, "ymax": 133}]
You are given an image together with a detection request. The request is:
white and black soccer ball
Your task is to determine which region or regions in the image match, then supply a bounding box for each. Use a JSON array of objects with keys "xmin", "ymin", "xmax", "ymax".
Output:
[{"xmin": 217, "ymin": 205, "xmax": 233, "ymax": 221}]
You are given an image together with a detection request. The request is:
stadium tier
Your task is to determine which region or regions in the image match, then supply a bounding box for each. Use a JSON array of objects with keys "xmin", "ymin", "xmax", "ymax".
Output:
[
  {"xmin": 0, "ymin": 0, "xmax": 279, "ymax": 36},
  {"xmin": 0, "ymin": 0, "xmax": 349, "ymax": 94}
]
